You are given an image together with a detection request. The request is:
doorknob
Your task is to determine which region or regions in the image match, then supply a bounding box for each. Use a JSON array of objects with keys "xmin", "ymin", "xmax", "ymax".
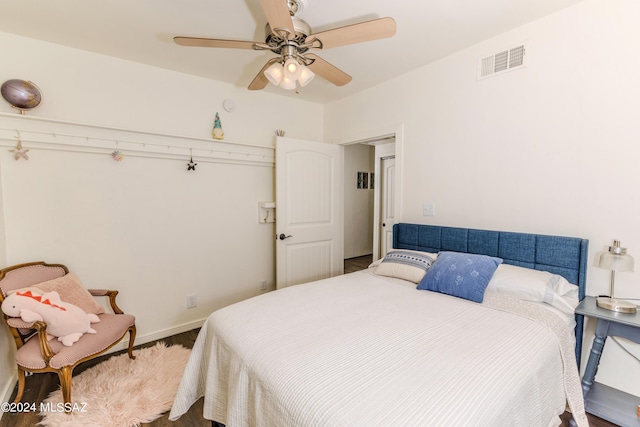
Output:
[
  {"xmin": 382, "ymin": 223, "xmax": 386, "ymax": 227},
  {"xmin": 278, "ymin": 233, "xmax": 293, "ymax": 240}
]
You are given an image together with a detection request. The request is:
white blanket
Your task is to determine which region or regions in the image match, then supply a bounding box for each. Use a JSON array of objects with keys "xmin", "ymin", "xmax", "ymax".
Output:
[{"xmin": 170, "ymin": 270, "xmax": 588, "ymax": 427}]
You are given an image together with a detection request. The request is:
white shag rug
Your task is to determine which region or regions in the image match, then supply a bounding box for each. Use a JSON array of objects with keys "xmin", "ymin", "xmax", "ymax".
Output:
[{"xmin": 38, "ymin": 342, "xmax": 191, "ymax": 427}]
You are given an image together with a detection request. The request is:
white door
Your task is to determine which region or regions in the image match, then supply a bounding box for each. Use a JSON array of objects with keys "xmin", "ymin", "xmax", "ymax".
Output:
[
  {"xmin": 276, "ymin": 137, "xmax": 344, "ymax": 289},
  {"xmin": 372, "ymin": 140, "xmax": 395, "ymax": 261},
  {"xmin": 379, "ymin": 156, "xmax": 395, "ymax": 258}
]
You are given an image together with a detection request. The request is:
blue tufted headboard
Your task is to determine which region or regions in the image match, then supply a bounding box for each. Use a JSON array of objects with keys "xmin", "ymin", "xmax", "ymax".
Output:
[{"xmin": 392, "ymin": 223, "xmax": 589, "ymax": 363}]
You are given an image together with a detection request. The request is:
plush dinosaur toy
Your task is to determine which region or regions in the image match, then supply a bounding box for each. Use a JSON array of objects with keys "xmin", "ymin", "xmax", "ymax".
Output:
[{"xmin": 1, "ymin": 289, "xmax": 100, "ymax": 346}]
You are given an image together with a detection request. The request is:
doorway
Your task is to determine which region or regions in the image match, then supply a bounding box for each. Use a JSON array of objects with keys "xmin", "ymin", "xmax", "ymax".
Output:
[
  {"xmin": 343, "ymin": 136, "xmax": 396, "ymax": 270},
  {"xmin": 343, "ymin": 143, "xmax": 375, "ymax": 262}
]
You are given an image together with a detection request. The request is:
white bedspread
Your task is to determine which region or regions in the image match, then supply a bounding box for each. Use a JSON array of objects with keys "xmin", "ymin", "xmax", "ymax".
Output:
[{"xmin": 170, "ymin": 270, "xmax": 588, "ymax": 427}]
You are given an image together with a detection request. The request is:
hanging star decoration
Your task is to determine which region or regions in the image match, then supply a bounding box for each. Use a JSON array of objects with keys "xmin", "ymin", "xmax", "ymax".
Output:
[
  {"xmin": 187, "ymin": 149, "xmax": 197, "ymax": 171},
  {"xmin": 10, "ymin": 132, "xmax": 29, "ymax": 161}
]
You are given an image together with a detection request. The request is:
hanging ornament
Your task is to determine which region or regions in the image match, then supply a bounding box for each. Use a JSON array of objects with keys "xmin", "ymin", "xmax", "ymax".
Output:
[
  {"xmin": 187, "ymin": 148, "xmax": 197, "ymax": 171},
  {"xmin": 10, "ymin": 131, "xmax": 29, "ymax": 161},
  {"xmin": 111, "ymin": 150, "xmax": 124, "ymax": 161},
  {"xmin": 212, "ymin": 112, "xmax": 224, "ymax": 140}
]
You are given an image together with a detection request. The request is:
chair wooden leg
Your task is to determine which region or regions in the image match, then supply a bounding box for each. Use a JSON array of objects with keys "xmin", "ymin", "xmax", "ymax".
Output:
[
  {"xmin": 58, "ymin": 366, "xmax": 73, "ymax": 410},
  {"xmin": 13, "ymin": 367, "xmax": 26, "ymax": 403},
  {"xmin": 127, "ymin": 325, "xmax": 137, "ymax": 360}
]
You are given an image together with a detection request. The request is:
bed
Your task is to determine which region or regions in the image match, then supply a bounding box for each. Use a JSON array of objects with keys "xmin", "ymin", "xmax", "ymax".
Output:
[{"xmin": 170, "ymin": 223, "xmax": 590, "ymax": 427}]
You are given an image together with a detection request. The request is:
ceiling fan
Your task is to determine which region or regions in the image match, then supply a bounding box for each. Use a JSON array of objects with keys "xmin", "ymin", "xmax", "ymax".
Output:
[{"xmin": 174, "ymin": 0, "xmax": 396, "ymax": 91}]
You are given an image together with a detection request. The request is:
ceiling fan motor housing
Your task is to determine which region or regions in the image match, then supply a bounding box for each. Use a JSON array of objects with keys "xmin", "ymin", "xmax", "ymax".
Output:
[{"xmin": 265, "ymin": 17, "xmax": 311, "ymax": 53}]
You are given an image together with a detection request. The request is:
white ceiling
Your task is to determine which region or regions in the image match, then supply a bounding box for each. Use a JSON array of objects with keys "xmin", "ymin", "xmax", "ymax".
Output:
[{"xmin": 0, "ymin": 0, "xmax": 583, "ymax": 104}]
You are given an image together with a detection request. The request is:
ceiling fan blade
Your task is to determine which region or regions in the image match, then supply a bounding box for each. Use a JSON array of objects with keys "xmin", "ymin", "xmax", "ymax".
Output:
[
  {"xmin": 174, "ymin": 36, "xmax": 256, "ymax": 50},
  {"xmin": 248, "ymin": 58, "xmax": 279, "ymax": 91},
  {"xmin": 305, "ymin": 54, "xmax": 352, "ymax": 86},
  {"xmin": 306, "ymin": 17, "xmax": 396, "ymax": 49},
  {"xmin": 259, "ymin": 0, "xmax": 295, "ymax": 37}
]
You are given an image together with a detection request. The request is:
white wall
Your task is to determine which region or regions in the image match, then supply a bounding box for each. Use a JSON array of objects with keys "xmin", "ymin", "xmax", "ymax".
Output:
[
  {"xmin": 325, "ymin": 0, "xmax": 640, "ymax": 397},
  {"xmin": 0, "ymin": 32, "xmax": 323, "ymax": 405},
  {"xmin": 344, "ymin": 144, "xmax": 374, "ymax": 259},
  {"xmin": 0, "ymin": 32, "xmax": 322, "ymax": 145}
]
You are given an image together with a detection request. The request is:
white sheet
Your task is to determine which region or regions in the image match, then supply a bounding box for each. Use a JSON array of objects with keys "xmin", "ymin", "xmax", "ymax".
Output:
[{"xmin": 170, "ymin": 270, "xmax": 587, "ymax": 427}]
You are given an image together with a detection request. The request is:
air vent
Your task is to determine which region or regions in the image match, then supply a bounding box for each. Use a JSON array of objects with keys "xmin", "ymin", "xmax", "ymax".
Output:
[{"xmin": 478, "ymin": 44, "xmax": 526, "ymax": 80}]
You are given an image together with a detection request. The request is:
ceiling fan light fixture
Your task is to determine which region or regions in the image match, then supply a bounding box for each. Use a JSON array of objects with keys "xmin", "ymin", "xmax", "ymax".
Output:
[
  {"xmin": 279, "ymin": 75, "xmax": 296, "ymax": 90},
  {"xmin": 284, "ymin": 57, "xmax": 302, "ymax": 80},
  {"xmin": 264, "ymin": 62, "xmax": 284, "ymax": 85},
  {"xmin": 298, "ymin": 65, "xmax": 315, "ymax": 87}
]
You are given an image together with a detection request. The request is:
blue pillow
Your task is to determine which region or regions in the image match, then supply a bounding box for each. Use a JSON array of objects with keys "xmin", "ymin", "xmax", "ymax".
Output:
[{"xmin": 417, "ymin": 252, "xmax": 503, "ymax": 302}]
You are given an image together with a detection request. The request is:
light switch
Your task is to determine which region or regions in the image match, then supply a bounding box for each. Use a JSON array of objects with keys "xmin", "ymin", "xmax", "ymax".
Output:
[{"xmin": 423, "ymin": 203, "xmax": 435, "ymax": 216}]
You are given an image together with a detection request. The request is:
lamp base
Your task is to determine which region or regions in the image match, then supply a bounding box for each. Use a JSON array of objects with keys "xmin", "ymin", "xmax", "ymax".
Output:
[{"xmin": 596, "ymin": 297, "xmax": 637, "ymax": 313}]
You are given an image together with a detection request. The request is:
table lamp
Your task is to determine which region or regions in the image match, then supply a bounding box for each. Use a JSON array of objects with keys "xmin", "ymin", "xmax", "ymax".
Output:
[{"xmin": 597, "ymin": 240, "xmax": 636, "ymax": 313}]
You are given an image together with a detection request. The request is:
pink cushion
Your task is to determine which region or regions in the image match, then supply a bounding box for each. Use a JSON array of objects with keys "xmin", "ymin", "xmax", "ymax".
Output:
[
  {"xmin": 13, "ymin": 272, "xmax": 105, "ymax": 315},
  {"xmin": 15, "ymin": 313, "xmax": 135, "ymax": 370}
]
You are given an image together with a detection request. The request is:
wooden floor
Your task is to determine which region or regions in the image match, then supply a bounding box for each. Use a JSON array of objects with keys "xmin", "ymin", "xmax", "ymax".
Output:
[
  {"xmin": 560, "ymin": 411, "xmax": 618, "ymax": 427},
  {"xmin": 0, "ymin": 266, "xmax": 619, "ymax": 427},
  {"xmin": 344, "ymin": 254, "xmax": 373, "ymax": 274}
]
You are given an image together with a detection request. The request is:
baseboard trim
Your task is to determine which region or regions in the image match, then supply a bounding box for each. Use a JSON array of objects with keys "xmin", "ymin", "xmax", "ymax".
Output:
[
  {"xmin": 106, "ymin": 318, "xmax": 207, "ymax": 354},
  {"xmin": 0, "ymin": 317, "xmax": 207, "ymax": 419}
]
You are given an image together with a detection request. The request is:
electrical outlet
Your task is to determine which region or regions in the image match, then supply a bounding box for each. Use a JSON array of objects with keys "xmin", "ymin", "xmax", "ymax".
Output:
[
  {"xmin": 423, "ymin": 203, "xmax": 436, "ymax": 216},
  {"xmin": 187, "ymin": 294, "xmax": 197, "ymax": 309},
  {"xmin": 260, "ymin": 280, "xmax": 267, "ymax": 291}
]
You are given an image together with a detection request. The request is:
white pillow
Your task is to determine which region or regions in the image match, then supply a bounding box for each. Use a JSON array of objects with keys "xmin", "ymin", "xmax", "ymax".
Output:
[
  {"xmin": 374, "ymin": 250, "xmax": 437, "ymax": 283},
  {"xmin": 368, "ymin": 258, "xmax": 384, "ymax": 269},
  {"xmin": 486, "ymin": 264, "xmax": 579, "ymax": 314}
]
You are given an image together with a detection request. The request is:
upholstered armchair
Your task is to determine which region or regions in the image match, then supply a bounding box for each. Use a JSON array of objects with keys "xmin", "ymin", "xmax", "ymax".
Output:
[{"xmin": 0, "ymin": 261, "xmax": 136, "ymax": 405}]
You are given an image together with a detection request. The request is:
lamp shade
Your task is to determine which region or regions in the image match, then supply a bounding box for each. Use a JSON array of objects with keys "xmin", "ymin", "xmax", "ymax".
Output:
[
  {"xmin": 264, "ymin": 62, "xmax": 284, "ymax": 86},
  {"xmin": 599, "ymin": 240, "xmax": 634, "ymax": 272},
  {"xmin": 279, "ymin": 76, "xmax": 296, "ymax": 90},
  {"xmin": 283, "ymin": 58, "xmax": 302, "ymax": 80},
  {"xmin": 298, "ymin": 65, "xmax": 315, "ymax": 87}
]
